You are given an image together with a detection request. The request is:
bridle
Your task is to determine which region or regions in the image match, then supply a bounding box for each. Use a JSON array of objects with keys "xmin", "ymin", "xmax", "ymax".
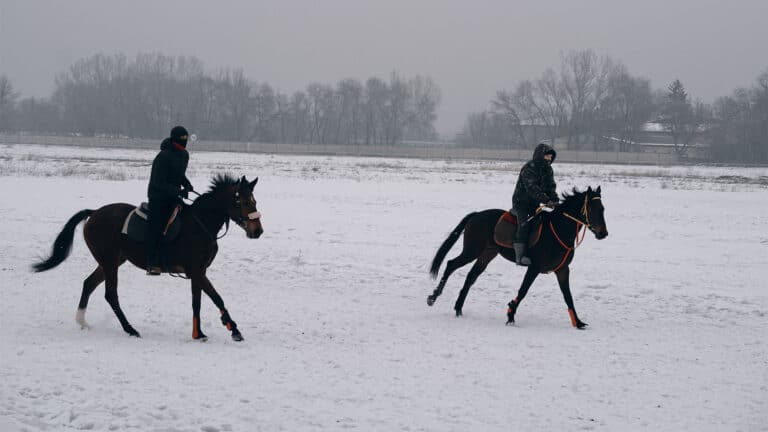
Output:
[
  {"xmin": 185, "ymin": 188, "xmax": 262, "ymax": 242},
  {"xmin": 562, "ymin": 194, "xmax": 601, "ymax": 234},
  {"xmin": 545, "ymin": 193, "xmax": 601, "ymax": 273},
  {"xmin": 232, "ymin": 190, "xmax": 262, "ymax": 229}
]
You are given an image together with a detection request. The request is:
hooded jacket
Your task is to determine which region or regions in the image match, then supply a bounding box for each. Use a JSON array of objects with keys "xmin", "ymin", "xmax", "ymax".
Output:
[
  {"xmin": 512, "ymin": 142, "xmax": 558, "ymax": 212},
  {"xmin": 147, "ymin": 138, "xmax": 192, "ymax": 201}
]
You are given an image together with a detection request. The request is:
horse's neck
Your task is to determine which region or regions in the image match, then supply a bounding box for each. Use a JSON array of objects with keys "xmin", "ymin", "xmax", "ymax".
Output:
[
  {"xmin": 188, "ymin": 203, "xmax": 228, "ymax": 234},
  {"xmin": 548, "ymin": 205, "xmax": 581, "ymax": 244}
]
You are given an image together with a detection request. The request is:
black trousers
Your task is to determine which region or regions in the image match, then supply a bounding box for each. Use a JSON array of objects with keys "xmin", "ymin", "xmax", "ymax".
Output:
[
  {"xmin": 145, "ymin": 199, "xmax": 177, "ymax": 267},
  {"xmin": 513, "ymin": 207, "xmax": 533, "ymax": 243}
]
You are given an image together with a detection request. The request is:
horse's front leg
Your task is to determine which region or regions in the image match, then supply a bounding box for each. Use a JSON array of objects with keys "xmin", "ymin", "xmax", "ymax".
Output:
[
  {"xmin": 198, "ymin": 274, "xmax": 244, "ymax": 342},
  {"xmin": 507, "ymin": 265, "xmax": 539, "ymax": 325},
  {"xmin": 190, "ymin": 278, "xmax": 208, "ymax": 341},
  {"xmin": 555, "ymin": 266, "xmax": 588, "ymax": 329}
]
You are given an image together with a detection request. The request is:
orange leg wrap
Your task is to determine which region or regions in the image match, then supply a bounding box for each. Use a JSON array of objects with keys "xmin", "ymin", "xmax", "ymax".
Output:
[
  {"xmin": 192, "ymin": 317, "xmax": 199, "ymax": 339},
  {"xmin": 568, "ymin": 309, "xmax": 577, "ymax": 327}
]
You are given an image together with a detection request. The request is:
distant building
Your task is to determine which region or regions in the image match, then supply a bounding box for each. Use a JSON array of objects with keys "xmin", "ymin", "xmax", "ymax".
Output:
[{"xmin": 599, "ymin": 121, "xmax": 710, "ymax": 160}]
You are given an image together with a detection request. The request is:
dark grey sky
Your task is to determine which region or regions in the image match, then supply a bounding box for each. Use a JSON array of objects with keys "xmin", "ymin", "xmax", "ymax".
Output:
[{"xmin": 1, "ymin": 0, "xmax": 766, "ymax": 135}]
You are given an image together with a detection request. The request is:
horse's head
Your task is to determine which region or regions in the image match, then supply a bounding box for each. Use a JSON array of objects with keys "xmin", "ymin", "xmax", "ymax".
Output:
[
  {"xmin": 228, "ymin": 176, "xmax": 264, "ymax": 239},
  {"xmin": 583, "ymin": 186, "xmax": 608, "ymax": 239}
]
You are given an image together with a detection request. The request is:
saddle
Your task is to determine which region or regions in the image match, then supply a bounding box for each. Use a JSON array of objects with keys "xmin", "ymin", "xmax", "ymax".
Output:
[
  {"xmin": 493, "ymin": 210, "xmax": 542, "ymax": 248},
  {"xmin": 121, "ymin": 203, "xmax": 182, "ymax": 243}
]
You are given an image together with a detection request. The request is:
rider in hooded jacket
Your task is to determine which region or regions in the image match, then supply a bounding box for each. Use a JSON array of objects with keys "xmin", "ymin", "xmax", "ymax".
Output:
[
  {"xmin": 511, "ymin": 142, "xmax": 559, "ymax": 266},
  {"xmin": 145, "ymin": 126, "xmax": 194, "ymax": 275}
]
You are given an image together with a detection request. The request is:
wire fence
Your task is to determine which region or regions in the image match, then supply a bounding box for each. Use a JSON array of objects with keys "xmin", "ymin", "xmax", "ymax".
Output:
[{"xmin": 0, "ymin": 133, "xmax": 682, "ymax": 165}]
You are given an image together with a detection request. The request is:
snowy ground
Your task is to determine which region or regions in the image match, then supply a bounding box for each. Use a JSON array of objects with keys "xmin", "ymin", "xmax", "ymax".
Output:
[{"xmin": 1, "ymin": 143, "xmax": 766, "ymax": 431}]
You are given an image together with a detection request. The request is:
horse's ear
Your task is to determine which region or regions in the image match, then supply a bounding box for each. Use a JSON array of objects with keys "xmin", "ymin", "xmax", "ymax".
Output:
[
  {"xmin": 240, "ymin": 175, "xmax": 247, "ymax": 184},
  {"xmin": 596, "ymin": 185, "xmax": 601, "ymax": 194},
  {"xmin": 250, "ymin": 177, "xmax": 258, "ymax": 188},
  {"xmin": 587, "ymin": 186, "xmax": 592, "ymax": 193}
]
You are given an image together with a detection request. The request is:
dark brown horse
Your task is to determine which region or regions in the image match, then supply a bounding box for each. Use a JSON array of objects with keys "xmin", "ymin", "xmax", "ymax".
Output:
[
  {"xmin": 32, "ymin": 174, "xmax": 264, "ymax": 341},
  {"xmin": 427, "ymin": 186, "xmax": 608, "ymax": 328}
]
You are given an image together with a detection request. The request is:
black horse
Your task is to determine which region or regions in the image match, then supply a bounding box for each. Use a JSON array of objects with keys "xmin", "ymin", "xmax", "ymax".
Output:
[
  {"xmin": 427, "ymin": 186, "xmax": 608, "ymax": 328},
  {"xmin": 32, "ymin": 174, "xmax": 264, "ymax": 341}
]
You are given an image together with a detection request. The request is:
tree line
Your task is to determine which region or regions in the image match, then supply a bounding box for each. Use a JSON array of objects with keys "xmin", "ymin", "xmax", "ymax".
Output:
[
  {"xmin": 1, "ymin": 50, "xmax": 766, "ymax": 162},
  {"xmin": 458, "ymin": 49, "xmax": 767, "ymax": 163},
  {"xmin": 0, "ymin": 53, "xmax": 441, "ymax": 145}
]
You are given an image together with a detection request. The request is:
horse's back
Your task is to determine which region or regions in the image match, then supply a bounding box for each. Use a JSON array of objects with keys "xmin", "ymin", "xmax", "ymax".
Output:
[
  {"xmin": 468, "ymin": 209, "xmax": 506, "ymax": 229},
  {"xmin": 465, "ymin": 209, "xmax": 507, "ymax": 242},
  {"xmin": 84, "ymin": 203, "xmax": 137, "ymax": 237}
]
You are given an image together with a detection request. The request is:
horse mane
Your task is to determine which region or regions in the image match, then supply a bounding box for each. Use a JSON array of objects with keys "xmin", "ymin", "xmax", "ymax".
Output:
[
  {"xmin": 556, "ymin": 187, "xmax": 588, "ymax": 213},
  {"xmin": 560, "ymin": 187, "xmax": 586, "ymax": 202},
  {"xmin": 208, "ymin": 173, "xmax": 240, "ymax": 195},
  {"xmin": 190, "ymin": 173, "xmax": 239, "ymax": 207}
]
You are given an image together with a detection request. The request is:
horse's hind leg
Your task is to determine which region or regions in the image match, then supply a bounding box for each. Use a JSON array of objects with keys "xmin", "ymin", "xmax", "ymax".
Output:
[
  {"xmin": 189, "ymin": 277, "xmax": 208, "ymax": 341},
  {"xmin": 427, "ymin": 251, "xmax": 477, "ymax": 306},
  {"xmin": 102, "ymin": 264, "xmax": 140, "ymax": 337},
  {"xmin": 76, "ymin": 266, "xmax": 105, "ymax": 329},
  {"xmin": 454, "ymin": 248, "xmax": 497, "ymax": 316}
]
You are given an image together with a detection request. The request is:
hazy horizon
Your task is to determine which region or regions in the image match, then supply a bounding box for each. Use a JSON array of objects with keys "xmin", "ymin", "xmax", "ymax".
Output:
[{"xmin": 2, "ymin": 0, "xmax": 766, "ymax": 136}]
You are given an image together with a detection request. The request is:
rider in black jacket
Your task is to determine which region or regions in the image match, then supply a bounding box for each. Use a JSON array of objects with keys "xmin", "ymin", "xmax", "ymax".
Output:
[
  {"xmin": 511, "ymin": 142, "xmax": 559, "ymax": 266},
  {"xmin": 145, "ymin": 126, "xmax": 194, "ymax": 275}
]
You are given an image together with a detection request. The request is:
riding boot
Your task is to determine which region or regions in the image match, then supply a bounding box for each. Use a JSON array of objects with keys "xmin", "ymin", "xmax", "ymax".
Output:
[
  {"xmin": 146, "ymin": 241, "xmax": 162, "ymax": 276},
  {"xmin": 146, "ymin": 200, "xmax": 173, "ymax": 276},
  {"xmin": 513, "ymin": 208, "xmax": 532, "ymax": 266},
  {"xmin": 513, "ymin": 242, "xmax": 531, "ymax": 266}
]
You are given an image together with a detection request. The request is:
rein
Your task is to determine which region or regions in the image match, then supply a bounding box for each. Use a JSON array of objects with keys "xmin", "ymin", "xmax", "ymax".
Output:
[{"xmin": 185, "ymin": 191, "xmax": 230, "ymax": 242}]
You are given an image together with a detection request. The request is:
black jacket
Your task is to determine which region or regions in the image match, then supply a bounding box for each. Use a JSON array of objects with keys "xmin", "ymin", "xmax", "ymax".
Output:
[
  {"xmin": 512, "ymin": 143, "xmax": 558, "ymax": 213},
  {"xmin": 147, "ymin": 138, "xmax": 192, "ymax": 201}
]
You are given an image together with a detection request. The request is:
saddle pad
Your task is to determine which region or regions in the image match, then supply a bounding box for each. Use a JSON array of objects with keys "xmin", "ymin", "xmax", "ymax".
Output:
[
  {"xmin": 121, "ymin": 205, "xmax": 181, "ymax": 243},
  {"xmin": 493, "ymin": 212, "xmax": 517, "ymax": 248}
]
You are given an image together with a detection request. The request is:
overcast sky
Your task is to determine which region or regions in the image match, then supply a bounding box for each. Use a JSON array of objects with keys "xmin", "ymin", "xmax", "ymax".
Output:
[{"xmin": 1, "ymin": 0, "xmax": 766, "ymax": 135}]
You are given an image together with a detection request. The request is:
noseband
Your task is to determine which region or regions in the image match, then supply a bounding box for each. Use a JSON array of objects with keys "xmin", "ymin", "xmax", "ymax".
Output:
[
  {"xmin": 562, "ymin": 194, "xmax": 601, "ymax": 233},
  {"xmin": 233, "ymin": 191, "xmax": 262, "ymax": 228}
]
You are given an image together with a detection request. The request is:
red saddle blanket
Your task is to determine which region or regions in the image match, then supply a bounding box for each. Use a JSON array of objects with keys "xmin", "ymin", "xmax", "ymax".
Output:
[
  {"xmin": 494, "ymin": 211, "xmax": 541, "ymax": 248},
  {"xmin": 493, "ymin": 211, "xmax": 518, "ymax": 248}
]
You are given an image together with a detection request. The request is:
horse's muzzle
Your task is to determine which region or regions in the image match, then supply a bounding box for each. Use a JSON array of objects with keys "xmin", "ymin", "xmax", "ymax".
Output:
[
  {"xmin": 590, "ymin": 225, "xmax": 608, "ymax": 240},
  {"xmin": 248, "ymin": 229, "xmax": 263, "ymax": 239}
]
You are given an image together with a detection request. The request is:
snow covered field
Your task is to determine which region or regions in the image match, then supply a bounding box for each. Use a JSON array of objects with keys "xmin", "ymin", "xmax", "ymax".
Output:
[{"xmin": 1, "ymin": 143, "xmax": 766, "ymax": 431}]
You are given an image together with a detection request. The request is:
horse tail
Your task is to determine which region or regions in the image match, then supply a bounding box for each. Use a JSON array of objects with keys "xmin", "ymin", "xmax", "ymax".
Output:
[
  {"xmin": 32, "ymin": 209, "xmax": 94, "ymax": 272},
  {"xmin": 429, "ymin": 212, "xmax": 475, "ymax": 279}
]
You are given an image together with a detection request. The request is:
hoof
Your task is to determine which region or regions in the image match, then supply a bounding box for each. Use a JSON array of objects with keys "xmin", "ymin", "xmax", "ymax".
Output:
[
  {"xmin": 128, "ymin": 329, "xmax": 141, "ymax": 338},
  {"xmin": 454, "ymin": 309, "xmax": 462, "ymax": 317},
  {"xmin": 426, "ymin": 296, "xmax": 435, "ymax": 306},
  {"xmin": 506, "ymin": 301, "xmax": 517, "ymax": 325},
  {"xmin": 231, "ymin": 330, "xmax": 244, "ymax": 342},
  {"xmin": 193, "ymin": 332, "xmax": 208, "ymax": 341},
  {"xmin": 75, "ymin": 309, "xmax": 91, "ymax": 329},
  {"xmin": 575, "ymin": 322, "xmax": 589, "ymax": 330}
]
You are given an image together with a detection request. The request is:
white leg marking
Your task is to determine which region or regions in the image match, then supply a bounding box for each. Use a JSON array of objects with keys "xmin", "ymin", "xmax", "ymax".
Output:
[{"xmin": 76, "ymin": 308, "xmax": 91, "ymax": 329}]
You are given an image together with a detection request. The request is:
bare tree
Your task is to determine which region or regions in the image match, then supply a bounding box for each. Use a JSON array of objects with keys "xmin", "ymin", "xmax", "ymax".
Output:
[
  {"xmin": 405, "ymin": 75, "xmax": 441, "ymax": 141},
  {"xmin": 336, "ymin": 78, "xmax": 364, "ymax": 145},
  {"xmin": 364, "ymin": 77, "xmax": 387, "ymax": 145},
  {"xmin": 215, "ymin": 69, "xmax": 254, "ymax": 141},
  {"xmin": 534, "ymin": 68, "xmax": 568, "ymax": 144},
  {"xmin": 0, "ymin": 75, "xmax": 20, "ymax": 131},
  {"xmin": 251, "ymin": 83, "xmax": 277, "ymax": 142}
]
